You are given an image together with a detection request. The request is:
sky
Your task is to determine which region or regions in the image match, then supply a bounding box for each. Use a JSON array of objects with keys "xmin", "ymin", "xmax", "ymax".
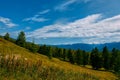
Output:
[{"xmin": 0, "ymin": 0, "xmax": 120, "ymax": 45}]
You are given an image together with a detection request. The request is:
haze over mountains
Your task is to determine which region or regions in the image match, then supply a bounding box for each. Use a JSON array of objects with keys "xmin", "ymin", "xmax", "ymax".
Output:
[{"xmin": 54, "ymin": 42, "xmax": 120, "ymax": 51}]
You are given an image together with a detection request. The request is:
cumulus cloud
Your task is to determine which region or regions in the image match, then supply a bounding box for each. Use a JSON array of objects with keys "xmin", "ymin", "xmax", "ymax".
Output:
[
  {"xmin": 27, "ymin": 14, "xmax": 120, "ymax": 44},
  {"xmin": 23, "ymin": 9, "xmax": 50, "ymax": 22},
  {"xmin": 0, "ymin": 16, "xmax": 17, "ymax": 28}
]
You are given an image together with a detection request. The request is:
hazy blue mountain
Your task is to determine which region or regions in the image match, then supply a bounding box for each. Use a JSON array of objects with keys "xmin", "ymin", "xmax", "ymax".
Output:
[{"xmin": 53, "ymin": 42, "xmax": 120, "ymax": 51}]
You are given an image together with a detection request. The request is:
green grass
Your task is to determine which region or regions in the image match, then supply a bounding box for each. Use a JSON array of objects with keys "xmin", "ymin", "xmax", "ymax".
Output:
[{"xmin": 0, "ymin": 38, "xmax": 118, "ymax": 80}]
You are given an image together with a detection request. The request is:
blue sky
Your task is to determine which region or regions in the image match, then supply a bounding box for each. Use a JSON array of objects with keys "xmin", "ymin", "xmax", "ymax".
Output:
[{"xmin": 0, "ymin": 0, "xmax": 120, "ymax": 45}]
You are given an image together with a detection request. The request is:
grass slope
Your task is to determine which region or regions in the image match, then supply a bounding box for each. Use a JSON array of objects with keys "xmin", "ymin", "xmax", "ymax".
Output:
[{"xmin": 0, "ymin": 38, "xmax": 118, "ymax": 80}]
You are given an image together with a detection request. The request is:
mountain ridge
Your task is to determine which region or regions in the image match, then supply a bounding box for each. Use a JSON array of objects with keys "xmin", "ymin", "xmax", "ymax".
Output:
[{"xmin": 53, "ymin": 42, "xmax": 120, "ymax": 51}]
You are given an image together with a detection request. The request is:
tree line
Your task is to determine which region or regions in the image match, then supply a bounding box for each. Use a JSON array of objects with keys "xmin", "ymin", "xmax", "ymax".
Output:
[{"xmin": 2, "ymin": 31, "xmax": 120, "ymax": 72}]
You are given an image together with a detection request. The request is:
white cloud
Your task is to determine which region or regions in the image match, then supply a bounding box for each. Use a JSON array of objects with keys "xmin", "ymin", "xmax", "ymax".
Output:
[
  {"xmin": 27, "ymin": 14, "xmax": 120, "ymax": 44},
  {"xmin": 0, "ymin": 16, "xmax": 17, "ymax": 28},
  {"xmin": 55, "ymin": 0, "xmax": 77, "ymax": 11},
  {"xmin": 23, "ymin": 17, "xmax": 48, "ymax": 22},
  {"xmin": 55, "ymin": 0, "xmax": 91, "ymax": 11},
  {"xmin": 38, "ymin": 9, "xmax": 50, "ymax": 14},
  {"xmin": 23, "ymin": 9, "xmax": 50, "ymax": 22}
]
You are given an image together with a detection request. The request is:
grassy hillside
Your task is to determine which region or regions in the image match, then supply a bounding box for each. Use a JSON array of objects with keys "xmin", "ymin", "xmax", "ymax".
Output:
[{"xmin": 0, "ymin": 38, "xmax": 118, "ymax": 80}]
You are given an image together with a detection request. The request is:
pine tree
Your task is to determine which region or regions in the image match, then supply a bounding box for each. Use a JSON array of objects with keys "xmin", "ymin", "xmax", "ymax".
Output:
[
  {"xmin": 4, "ymin": 32, "xmax": 10, "ymax": 40},
  {"xmin": 110, "ymin": 48, "xmax": 118, "ymax": 70},
  {"xmin": 38, "ymin": 45, "xmax": 47, "ymax": 55},
  {"xmin": 63, "ymin": 49, "xmax": 67, "ymax": 61},
  {"xmin": 114, "ymin": 51, "xmax": 120, "ymax": 72},
  {"xmin": 59, "ymin": 48, "xmax": 63, "ymax": 58},
  {"xmin": 90, "ymin": 47, "xmax": 102, "ymax": 70},
  {"xmin": 102, "ymin": 46, "xmax": 110, "ymax": 70},
  {"xmin": 75, "ymin": 49, "xmax": 83, "ymax": 65},
  {"xmin": 82, "ymin": 50, "xmax": 89, "ymax": 66},
  {"xmin": 68, "ymin": 49, "xmax": 75, "ymax": 64},
  {"xmin": 16, "ymin": 31, "xmax": 26, "ymax": 47},
  {"xmin": 48, "ymin": 47, "xmax": 53, "ymax": 59}
]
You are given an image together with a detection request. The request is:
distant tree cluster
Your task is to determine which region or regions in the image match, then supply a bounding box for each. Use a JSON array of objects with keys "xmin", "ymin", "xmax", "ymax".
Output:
[{"xmin": 2, "ymin": 32, "xmax": 120, "ymax": 72}]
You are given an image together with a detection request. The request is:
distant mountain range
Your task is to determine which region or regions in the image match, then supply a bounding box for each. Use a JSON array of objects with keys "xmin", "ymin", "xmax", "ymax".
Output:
[{"xmin": 53, "ymin": 42, "xmax": 120, "ymax": 51}]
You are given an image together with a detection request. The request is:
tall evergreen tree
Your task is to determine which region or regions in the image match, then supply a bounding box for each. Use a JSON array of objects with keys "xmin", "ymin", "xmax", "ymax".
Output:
[
  {"xmin": 110, "ymin": 48, "xmax": 118, "ymax": 70},
  {"xmin": 102, "ymin": 46, "xmax": 110, "ymax": 70},
  {"xmin": 114, "ymin": 51, "xmax": 120, "ymax": 72},
  {"xmin": 38, "ymin": 45, "xmax": 47, "ymax": 55},
  {"xmin": 63, "ymin": 49, "xmax": 67, "ymax": 61},
  {"xmin": 16, "ymin": 31, "xmax": 26, "ymax": 47},
  {"xmin": 59, "ymin": 48, "xmax": 63, "ymax": 58},
  {"xmin": 47, "ymin": 47, "xmax": 53, "ymax": 59},
  {"xmin": 82, "ymin": 50, "xmax": 89, "ymax": 66},
  {"xmin": 4, "ymin": 32, "xmax": 10, "ymax": 40},
  {"xmin": 68, "ymin": 49, "xmax": 75, "ymax": 64},
  {"xmin": 90, "ymin": 47, "xmax": 102, "ymax": 70},
  {"xmin": 75, "ymin": 49, "xmax": 83, "ymax": 65}
]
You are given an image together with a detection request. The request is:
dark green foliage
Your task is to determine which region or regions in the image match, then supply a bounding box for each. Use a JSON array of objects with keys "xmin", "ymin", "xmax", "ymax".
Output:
[
  {"xmin": 110, "ymin": 48, "xmax": 118, "ymax": 70},
  {"xmin": 52, "ymin": 47, "xmax": 59, "ymax": 58},
  {"xmin": 90, "ymin": 47, "xmax": 102, "ymax": 70},
  {"xmin": 110, "ymin": 48, "xmax": 120, "ymax": 72},
  {"xmin": 48, "ymin": 47, "xmax": 53, "ymax": 59},
  {"xmin": 102, "ymin": 46, "xmax": 110, "ymax": 70},
  {"xmin": 38, "ymin": 45, "xmax": 53, "ymax": 59},
  {"xmin": 82, "ymin": 50, "xmax": 89, "ymax": 66},
  {"xmin": 75, "ymin": 49, "xmax": 83, "ymax": 65},
  {"xmin": 16, "ymin": 31, "xmax": 26, "ymax": 47},
  {"xmin": 68, "ymin": 49, "xmax": 75, "ymax": 64},
  {"xmin": 0, "ymin": 35, "xmax": 3, "ymax": 38},
  {"xmin": 4, "ymin": 33, "xmax": 10, "ymax": 40},
  {"xmin": 29, "ymin": 40, "xmax": 39, "ymax": 53},
  {"xmin": 62, "ymin": 49, "xmax": 67, "ymax": 61},
  {"xmin": 114, "ymin": 54, "xmax": 120, "ymax": 72},
  {"xmin": 51, "ymin": 47, "xmax": 58, "ymax": 57},
  {"xmin": 38, "ymin": 45, "xmax": 48, "ymax": 55}
]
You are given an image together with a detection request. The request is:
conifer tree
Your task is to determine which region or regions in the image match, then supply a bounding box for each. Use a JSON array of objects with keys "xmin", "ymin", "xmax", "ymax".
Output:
[
  {"xmin": 48, "ymin": 47, "xmax": 53, "ymax": 59},
  {"xmin": 90, "ymin": 47, "xmax": 102, "ymax": 70},
  {"xmin": 110, "ymin": 48, "xmax": 118, "ymax": 69},
  {"xmin": 75, "ymin": 49, "xmax": 83, "ymax": 65},
  {"xmin": 63, "ymin": 49, "xmax": 67, "ymax": 61},
  {"xmin": 38, "ymin": 45, "xmax": 48, "ymax": 55},
  {"xmin": 82, "ymin": 50, "xmax": 89, "ymax": 66},
  {"xmin": 68, "ymin": 49, "xmax": 75, "ymax": 64},
  {"xmin": 16, "ymin": 31, "xmax": 26, "ymax": 47},
  {"xmin": 4, "ymin": 32, "xmax": 10, "ymax": 40},
  {"xmin": 114, "ymin": 51, "xmax": 120, "ymax": 72},
  {"xmin": 102, "ymin": 46, "xmax": 110, "ymax": 70}
]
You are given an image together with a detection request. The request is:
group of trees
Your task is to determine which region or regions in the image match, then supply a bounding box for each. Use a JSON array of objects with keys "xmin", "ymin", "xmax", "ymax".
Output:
[
  {"xmin": 90, "ymin": 47, "xmax": 120, "ymax": 71},
  {"xmin": 3, "ymin": 31, "xmax": 39, "ymax": 53},
  {"xmin": 3, "ymin": 31, "xmax": 120, "ymax": 72}
]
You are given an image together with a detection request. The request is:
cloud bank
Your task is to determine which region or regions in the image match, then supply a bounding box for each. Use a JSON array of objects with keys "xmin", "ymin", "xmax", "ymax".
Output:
[{"xmin": 27, "ymin": 14, "xmax": 120, "ymax": 44}]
